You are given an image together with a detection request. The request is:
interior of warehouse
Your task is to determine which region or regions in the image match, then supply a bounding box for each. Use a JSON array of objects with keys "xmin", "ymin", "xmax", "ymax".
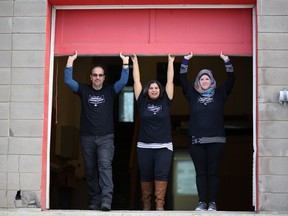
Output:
[{"xmin": 49, "ymin": 55, "xmax": 253, "ymax": 211}]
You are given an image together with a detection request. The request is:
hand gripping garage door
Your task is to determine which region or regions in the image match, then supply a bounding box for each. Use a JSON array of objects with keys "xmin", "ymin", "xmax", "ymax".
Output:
[{"xmin": 54, "ymin": 8, "xmax": 252, "ymax": 55}]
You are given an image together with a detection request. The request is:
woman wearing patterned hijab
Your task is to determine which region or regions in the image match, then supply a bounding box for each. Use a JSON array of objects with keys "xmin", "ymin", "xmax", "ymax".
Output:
[{"xmin": 179, "ymin": 52, "xmax": 235, "ymax": 211}]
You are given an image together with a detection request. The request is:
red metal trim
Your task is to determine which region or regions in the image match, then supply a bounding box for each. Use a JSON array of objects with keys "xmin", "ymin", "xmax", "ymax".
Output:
[
  {"xmin": 41, "ymin": 0, "xmax": 52, "ymax": 210},
  {"xmin": 43, "ymin": 0, "xmax": 257, "ymax": 211},
  {"xmin": 255, "ymin": 3, "xmax": 259, "ymax": 212},
  {"xmin": 48, "ymin": 0, "xmax": 256, "ymax": 6}
]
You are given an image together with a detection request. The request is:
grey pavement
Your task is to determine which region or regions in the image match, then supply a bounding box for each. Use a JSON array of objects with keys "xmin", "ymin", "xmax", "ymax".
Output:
[{"xmin": 1, "ymin": 209, "xmax": 288, "ymax": 216}]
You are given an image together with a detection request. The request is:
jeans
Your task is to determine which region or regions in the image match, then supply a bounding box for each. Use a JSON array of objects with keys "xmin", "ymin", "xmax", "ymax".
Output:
[
  {"xmin": 80, "ymin": 134, "xmax": 115, "ymax": 207},
  {"xmin": 188, "ymin": 142, "xmax": 226, "ymax": 203}
]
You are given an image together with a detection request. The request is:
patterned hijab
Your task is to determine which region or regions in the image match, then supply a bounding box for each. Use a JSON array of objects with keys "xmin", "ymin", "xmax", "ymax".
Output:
[{"xmin": 194, "ymin": 69, "xmax": 216, "ymax": 97}]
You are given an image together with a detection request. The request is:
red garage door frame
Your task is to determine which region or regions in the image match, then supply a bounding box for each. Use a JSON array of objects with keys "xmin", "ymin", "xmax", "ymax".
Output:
[
  {"xmin": 48, "ymin": 0, "xmax": 256, "ymax": 6},
  {"xmin": 42, "ymin": 1, "xmax": 258, "ymax": 211}
]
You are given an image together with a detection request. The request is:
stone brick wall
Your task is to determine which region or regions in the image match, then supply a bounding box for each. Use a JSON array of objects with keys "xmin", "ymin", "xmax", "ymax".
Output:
[{"xmin": 257, "ymin": 0, "xmax": 288, "ymax": 212}]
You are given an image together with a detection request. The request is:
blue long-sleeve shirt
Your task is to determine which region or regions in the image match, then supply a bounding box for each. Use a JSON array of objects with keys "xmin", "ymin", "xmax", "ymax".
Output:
[
  {"xmin": 64, "ymin": 66, "xmax": 129, "ymax": 93},
  {"xmin": 64, "ymin": 65, "xmax": 129, "ymax": 136}
]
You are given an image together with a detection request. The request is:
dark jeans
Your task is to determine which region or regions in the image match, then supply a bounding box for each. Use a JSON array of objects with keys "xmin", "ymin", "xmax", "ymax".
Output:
[
  {"xmin": 188, "ymin": 141, "xmax": 226, "ymax": 203},
  {"xmin": 137, "ymin": 147, "xmax": 173, "ymax": 182},
  {"xmin": 80, "ymin": 134, "xmax": 115, "ymax": 206}
]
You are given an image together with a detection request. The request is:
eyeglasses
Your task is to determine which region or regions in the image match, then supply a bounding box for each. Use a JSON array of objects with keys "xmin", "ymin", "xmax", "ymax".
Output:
[{"xmin": 91, "ymin": 73, "xmax": 105, "ymax": 78}]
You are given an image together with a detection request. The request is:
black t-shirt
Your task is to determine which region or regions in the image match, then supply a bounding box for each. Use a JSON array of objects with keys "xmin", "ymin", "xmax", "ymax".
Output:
[
  {"xmin": 185, "ymin": 85, "xmax": 227, "ymax": 138},
  {"xmin": 137, "ymin": 91, "xmax": 172, "ymax": 143},
  {"xmin": 183, "ymin": 72, "xmax": 235, "ymax": 139},
  {"xmin": 76, "ymin": 83, "xmax": 117, "ymax": 136}
]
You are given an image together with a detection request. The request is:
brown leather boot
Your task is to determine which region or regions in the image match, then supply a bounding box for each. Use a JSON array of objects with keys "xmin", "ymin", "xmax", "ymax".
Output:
[
  {"xmin": 154, "ymin": 181, "xmax": 168, "ymax": 211},
  {"xmin": 141, "ymin": 181, "xmax": 153, "ymax": 210}
]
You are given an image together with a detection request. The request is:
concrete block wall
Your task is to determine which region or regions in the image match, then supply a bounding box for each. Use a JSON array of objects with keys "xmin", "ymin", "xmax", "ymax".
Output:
[
  {"xmin": 257, "ymin": 0, "xmax": 288, "ymax": 211},
  {"xmin": 0, "ymin": 0, "xmax": 46, "ymax": 208}
]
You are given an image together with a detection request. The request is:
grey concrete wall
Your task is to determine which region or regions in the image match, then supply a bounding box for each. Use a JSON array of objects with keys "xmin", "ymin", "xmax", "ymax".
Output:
[
  {"xmin": 258, "ymin": 0, "xmax": 288, "ymax": 212},
  {"xmin": 0, "ymin": 0, "xmax": 46, "ymax": 208}
]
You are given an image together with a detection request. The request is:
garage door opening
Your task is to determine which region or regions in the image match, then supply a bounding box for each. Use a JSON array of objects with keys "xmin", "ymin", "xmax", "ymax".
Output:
[{"xmin": 48, "ymin": 54, "xmax": 253, "ymax": 211}]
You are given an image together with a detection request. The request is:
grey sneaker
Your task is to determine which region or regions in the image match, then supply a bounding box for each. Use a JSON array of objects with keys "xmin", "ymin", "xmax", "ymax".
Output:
[
  {"xmin": 101, "ymin": 203, "xmax": 111, "ymax": 211},
  {"xmin": 88, "ymin": 204, "xmax": 101, "ymax": 210},
  {"xmin": 195, "ymin": 202, "xmax": 207, "ymax": 211},
  {"xmin": 208, "ymin": 202, "xmax": 217, "ymax": 211}
]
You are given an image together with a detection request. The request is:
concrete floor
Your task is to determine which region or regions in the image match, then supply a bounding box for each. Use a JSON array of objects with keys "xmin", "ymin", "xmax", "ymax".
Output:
[{"xmin": 1, "ymin": 209, "xmax": 288, "ymax": 216}]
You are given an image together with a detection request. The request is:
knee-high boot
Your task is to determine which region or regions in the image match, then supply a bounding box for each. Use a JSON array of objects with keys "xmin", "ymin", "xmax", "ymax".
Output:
[
  {"xmin": 141, "ymin": 181, "xmax": 153, "ymax": 210},
  {"xmin": 155, "ymin": 181, "xmax": 168, "ymax": 211}
]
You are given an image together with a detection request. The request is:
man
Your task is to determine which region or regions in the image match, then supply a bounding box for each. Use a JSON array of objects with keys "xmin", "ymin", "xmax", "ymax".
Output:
[{"xmin": 64, "ymin": 51, "xmax": 130, "ymax": 211}]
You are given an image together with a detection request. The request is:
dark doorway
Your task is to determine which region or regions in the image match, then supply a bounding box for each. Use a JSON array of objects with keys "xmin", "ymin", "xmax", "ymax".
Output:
[{"xmin": 49, "ymin": 55, "xmax": 253, "ymax": 211}]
